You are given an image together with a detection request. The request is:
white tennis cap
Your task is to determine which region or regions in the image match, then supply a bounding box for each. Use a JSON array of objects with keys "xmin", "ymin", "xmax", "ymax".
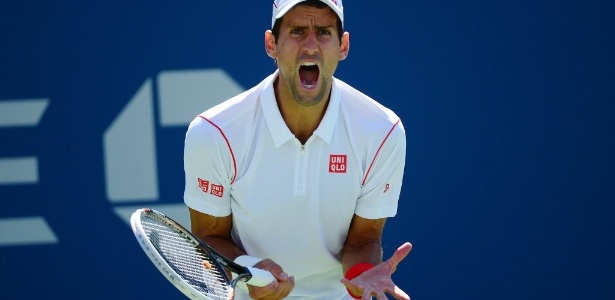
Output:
[{"xmin": 272, "ymin": 0, "xmax": 344, "ymax": 28}]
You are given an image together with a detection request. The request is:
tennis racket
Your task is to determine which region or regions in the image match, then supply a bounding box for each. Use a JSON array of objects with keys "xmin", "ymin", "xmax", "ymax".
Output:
[{"xmin": 130, "ymin": 208, "xmax": 276, "ymax": 300}]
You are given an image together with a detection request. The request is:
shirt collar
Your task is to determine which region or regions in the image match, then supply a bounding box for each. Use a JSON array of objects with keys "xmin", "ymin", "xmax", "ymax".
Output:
[{"xmin": 260, "ymin": 70, "xmax": 340, "ymax": 147}]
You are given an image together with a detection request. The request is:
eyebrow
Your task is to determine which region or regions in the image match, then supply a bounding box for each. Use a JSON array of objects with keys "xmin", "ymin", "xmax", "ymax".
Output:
[{"xmin": 289, "ymin": 24, "xmax": 336, "ymax": 31}]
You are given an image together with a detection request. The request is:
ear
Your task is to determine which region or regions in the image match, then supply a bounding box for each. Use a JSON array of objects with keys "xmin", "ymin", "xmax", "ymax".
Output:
[
  {"xmin": 265, "ymin": 30, "xmax": 277, "ymax": 59},
  {"xmin": 339, "ymin": 32, "xmax": 350, "ymax": 61}
]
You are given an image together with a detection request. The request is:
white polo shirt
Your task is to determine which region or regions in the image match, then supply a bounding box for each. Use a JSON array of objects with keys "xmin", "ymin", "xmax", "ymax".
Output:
[{"xmin": 184, "ymin": 70, "xmax": 406, "ymax": 299}]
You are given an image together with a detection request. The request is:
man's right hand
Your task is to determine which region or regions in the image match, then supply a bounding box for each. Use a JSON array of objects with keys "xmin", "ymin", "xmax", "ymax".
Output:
[{"xmin": 247, "ymin": 258, "xmax": 295, "ymax": 299}]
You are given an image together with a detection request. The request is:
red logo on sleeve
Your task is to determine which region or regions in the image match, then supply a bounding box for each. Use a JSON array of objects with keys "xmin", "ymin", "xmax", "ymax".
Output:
[
  {"xmin": 198, "ymin": 178, "xmax": 209, "ymax": 193},
  {"xmin": 210, "ymin": 184, "xmax": 224, "ymax": 197},
  {"xmin": 329, "ymin": 154, "xmax": 347, "ymax": 173}
]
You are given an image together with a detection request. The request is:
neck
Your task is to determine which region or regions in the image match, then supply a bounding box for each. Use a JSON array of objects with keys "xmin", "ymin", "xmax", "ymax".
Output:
[{"xmin": 274, "ymin": 79, "xmax": 330, "ymax": 144}]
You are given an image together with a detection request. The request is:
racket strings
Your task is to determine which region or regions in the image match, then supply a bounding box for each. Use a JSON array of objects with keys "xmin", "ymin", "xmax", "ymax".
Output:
[{"xmin": 142, "ymin": 216, "xmax": 232, "ymax": 299}]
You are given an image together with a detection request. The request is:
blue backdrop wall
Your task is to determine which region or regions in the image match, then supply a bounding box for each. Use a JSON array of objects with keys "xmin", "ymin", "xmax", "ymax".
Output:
[{"xmin": 1, "ymin": 1, "xmax": 613, "ymax": 299}]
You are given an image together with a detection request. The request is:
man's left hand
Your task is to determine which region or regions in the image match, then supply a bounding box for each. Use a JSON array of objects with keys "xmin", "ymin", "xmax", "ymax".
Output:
[{"xmin": 340, "ymin": 242, "xmax": 412, "ymax": 300}]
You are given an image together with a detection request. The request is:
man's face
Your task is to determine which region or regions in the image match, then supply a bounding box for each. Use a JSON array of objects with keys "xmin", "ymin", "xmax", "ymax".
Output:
[{"xmin": 268, "ymin": 5, "xmax": 349, "ymax": 107}]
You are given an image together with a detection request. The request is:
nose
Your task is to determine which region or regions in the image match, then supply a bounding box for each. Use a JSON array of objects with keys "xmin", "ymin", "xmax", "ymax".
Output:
[{"xmin": 303, "ymin": 32, "xmax": 318, "ymax": 55}]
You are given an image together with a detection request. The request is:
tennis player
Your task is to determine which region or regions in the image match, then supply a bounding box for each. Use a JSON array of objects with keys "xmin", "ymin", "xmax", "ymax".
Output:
[{"xmin": 184, "ymin": 0, "xmax": 411, "ymax": 299}]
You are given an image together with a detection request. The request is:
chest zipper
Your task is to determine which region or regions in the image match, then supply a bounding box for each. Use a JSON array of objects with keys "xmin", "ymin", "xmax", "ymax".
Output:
[{"xmin": 295, "ymin": 144, "xmax": 307, "ymax": 195}]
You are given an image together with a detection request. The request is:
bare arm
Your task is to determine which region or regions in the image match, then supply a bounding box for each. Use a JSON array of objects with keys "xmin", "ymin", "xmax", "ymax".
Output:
[
  {"xmin": 341, "ymin": 214, "xmax": 387, "ymax": 273},
  {"xmin": 189, "ymin": 208, "xmax": 245, "ymax": 260}
]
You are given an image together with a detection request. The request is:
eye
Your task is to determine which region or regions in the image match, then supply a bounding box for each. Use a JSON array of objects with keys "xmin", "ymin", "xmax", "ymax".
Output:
[
  {"xmin": 317, "ymin": 29, "xmax": 332, "ymax": 35},
  {"xmin": 290, "ymin": 28, "xmax": 304, "ymax": 36}
]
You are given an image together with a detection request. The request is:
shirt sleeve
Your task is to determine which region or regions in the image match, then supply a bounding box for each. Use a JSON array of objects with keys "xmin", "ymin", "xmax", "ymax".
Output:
[
  {"xmin": 183, "ymin": 116, "xmax": 234, "ymax": 217},
  {"xmin": 356, "ymin": 120, "xmax": 406, "ymax": 219}
]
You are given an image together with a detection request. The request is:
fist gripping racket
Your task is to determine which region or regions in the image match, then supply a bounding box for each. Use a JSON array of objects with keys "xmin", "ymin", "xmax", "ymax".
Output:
[{"xmin": 130, "ymin": 208, "xmax": 275, "ymax": 299}]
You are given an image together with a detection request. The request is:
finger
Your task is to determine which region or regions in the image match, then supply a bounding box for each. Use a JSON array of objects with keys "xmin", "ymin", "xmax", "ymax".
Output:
[
  {"xmin": 248, "ymin": 281, "xmax": 279, "ymax": 299},
  {"xmin": 265, "ymin": 275, "xmax": 294, "ymax": 299},
  {"xmin": 340, "ymin": 278, "xmax": 362, "ymax": 298},
  {"xmin": 278, "ymin": 276, "xmax": 295, "ymax": 298},
  {"xmin": 256, "ymin": 258, "xmax": 288, "ymax": 280},
  {"xmin": 390, "ymin": 285, "xmax": 410, "ymax": 300},
  {"xmin": 339, "ymin": 278, "xmax": 354, "ymax": 288},
  {"xmin": 386, "ymin": 242, "xmax": 412, "ymax": 268},
  {"xmin": 374, "ymin": 291, "xmax": 388, "ymax": 300},
  {"xmin": 276, "ymin": 271, "xmax": 289, "ymax": 281},
  {"xmin": 362, "ymin": 289, "xmax": 372, "ymax": 300}
]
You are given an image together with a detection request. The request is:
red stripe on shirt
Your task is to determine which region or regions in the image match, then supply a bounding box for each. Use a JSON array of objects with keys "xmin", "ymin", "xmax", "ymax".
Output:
[
  {"xmin": 198, "ymin": 116, "xmax": 238, "ymax": 184},
  {"xmin": 362, "ymin": 119, "xmax": 400, "ymax": 186}
]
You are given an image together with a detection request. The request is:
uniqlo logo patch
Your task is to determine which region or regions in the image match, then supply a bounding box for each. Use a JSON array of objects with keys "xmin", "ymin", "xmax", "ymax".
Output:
[
  {"xmin": 329, "ymin": 154, "xmax": 347, "ymax": 173},
  {"xmin": 210, "ymin": 184, "xmax": 224, "ymax": 197},
  {"xmin": 198, "ymin": 178, "xmax": 209, "ymax": 193}
]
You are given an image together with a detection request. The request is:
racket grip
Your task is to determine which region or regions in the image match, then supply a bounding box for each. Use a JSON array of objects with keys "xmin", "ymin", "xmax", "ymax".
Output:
[{"xmin": 246, "ymin": 267, "xmax": 276, "ymax": 287}]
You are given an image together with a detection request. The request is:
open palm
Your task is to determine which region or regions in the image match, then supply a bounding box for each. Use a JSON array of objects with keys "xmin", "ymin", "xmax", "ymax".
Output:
[{"xmin": 340, "ymin": 242, "xmax": 412, "ymax": 300}]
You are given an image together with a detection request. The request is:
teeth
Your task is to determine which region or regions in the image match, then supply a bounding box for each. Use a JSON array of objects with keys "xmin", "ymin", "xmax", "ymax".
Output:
[{"xmin": 301, "ymin": 62, "xmax": 316, "ymax": 67}]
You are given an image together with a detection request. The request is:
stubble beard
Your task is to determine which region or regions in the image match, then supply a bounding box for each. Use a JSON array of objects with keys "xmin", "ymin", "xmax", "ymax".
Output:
[{"xmin": 288, "ymin": 75, "xmax": 330, "ymax": 107}]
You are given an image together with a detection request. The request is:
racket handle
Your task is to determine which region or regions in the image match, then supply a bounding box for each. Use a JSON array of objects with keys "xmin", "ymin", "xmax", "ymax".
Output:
[{"xmin": 246, "ymin": 267, "xmax": 277, "ymax": 287}]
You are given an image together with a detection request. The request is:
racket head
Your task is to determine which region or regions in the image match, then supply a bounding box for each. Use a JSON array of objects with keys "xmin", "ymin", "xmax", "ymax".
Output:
[{"xmin": 130, "ymin": 208, "xmax": 233, "ymax": 300}]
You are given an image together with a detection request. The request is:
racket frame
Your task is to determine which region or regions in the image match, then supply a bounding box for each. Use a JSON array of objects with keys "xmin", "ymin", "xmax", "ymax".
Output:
[{"xmin": 131, "ymin": 208, "xmax": 256, "ymax": 299}]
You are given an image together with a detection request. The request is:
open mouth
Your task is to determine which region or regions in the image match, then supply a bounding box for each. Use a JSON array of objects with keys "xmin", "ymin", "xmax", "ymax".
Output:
[{"xmin": 299, "ymin": 62, "xmax": 319, "ymax": 89}]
